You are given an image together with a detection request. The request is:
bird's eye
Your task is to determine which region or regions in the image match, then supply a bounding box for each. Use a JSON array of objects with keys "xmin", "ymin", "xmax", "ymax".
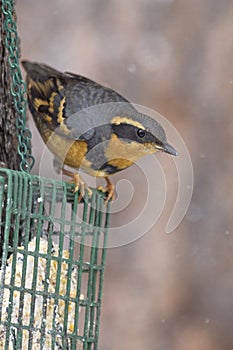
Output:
[{"xmin": 137, "ymin": 129, "xmax": 146, "ymax": 138}]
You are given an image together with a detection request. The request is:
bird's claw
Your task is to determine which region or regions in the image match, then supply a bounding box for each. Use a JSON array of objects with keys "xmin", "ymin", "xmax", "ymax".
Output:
[
  {"xmin": 72, "ymin": 175, "xmax": 92, "ymax": 202},
  {"xmin": 97, "ymin": 178, "xmax": 115, "ymax": 203},
  {"xmin": 62, "ymin": 168, "xmax": 92, "ymax": 202}
]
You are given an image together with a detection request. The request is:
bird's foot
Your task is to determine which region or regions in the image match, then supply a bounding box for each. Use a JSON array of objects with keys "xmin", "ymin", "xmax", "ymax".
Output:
[
  {"xmin": 97, "ymin": 177, "xmax": 115, "ymax": 203},
  {"xmin": 62, "ymin": 168, "xmax": 92, "ymax": 201}
]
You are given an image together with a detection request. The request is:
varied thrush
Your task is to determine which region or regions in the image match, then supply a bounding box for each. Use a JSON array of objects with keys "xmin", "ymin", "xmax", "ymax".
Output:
[{"xmin": 22, "ymin": 61, "xmax": 177, "ymax": 202}]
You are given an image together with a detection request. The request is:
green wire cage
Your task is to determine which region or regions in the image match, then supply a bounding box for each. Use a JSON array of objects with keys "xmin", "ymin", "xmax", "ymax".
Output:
[{"xmin": 0, "ymin": 1, "xmax": 110, "ymax": 349}]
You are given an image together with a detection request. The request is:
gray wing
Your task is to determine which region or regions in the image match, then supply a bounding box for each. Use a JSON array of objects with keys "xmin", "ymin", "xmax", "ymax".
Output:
[
  {"xmin": 22, "ymin": 60, "xmax": 136, "ymax": 141},
  {"xmin": 62, "ymin": 80, "xmax": 136, "ymax": 140}
]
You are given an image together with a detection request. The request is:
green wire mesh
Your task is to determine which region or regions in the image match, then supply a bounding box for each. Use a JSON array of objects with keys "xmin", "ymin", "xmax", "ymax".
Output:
[
  {"xmin": 0, "ymin": 0, "xmax": 110, "ymax": 349},
  {"xmin": 0, "ymin": 169, "xmax": 109, "ymax": 349}
]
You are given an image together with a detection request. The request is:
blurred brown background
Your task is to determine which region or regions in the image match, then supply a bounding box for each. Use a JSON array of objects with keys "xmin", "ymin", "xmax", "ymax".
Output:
[{"xmin": 16, "ymin": 0, "xmax": 233, "ymax": 349}]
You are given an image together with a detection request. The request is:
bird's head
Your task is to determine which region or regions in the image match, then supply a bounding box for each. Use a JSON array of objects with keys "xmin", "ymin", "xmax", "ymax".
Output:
[{"xmin": 109, "ymin": 110, "xmax": 178, "ymax": 159}]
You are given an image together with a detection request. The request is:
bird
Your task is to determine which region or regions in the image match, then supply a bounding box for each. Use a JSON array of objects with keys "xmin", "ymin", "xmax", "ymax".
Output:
[{"xmin": 22, "ymin": 60, "xmax": 178, "ymax": 202}]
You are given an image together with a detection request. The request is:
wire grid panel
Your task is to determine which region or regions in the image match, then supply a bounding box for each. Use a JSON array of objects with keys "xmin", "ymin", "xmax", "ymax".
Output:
[{"xmin": 0, "ymin": 168, "xmax": 109, "ymax": 350}]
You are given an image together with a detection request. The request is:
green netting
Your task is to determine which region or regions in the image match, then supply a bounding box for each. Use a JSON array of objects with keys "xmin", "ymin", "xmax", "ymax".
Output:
[
  {"xmin": 0, "ymin": 169, "xmax": 109, "ymax": 349},
  {"xmin": 0, "ymin": 1, "xmax": 110, "ymax": 349}
]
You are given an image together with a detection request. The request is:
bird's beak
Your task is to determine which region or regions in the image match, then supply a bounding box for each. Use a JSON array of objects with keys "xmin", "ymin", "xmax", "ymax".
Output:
[{"xmin": 156, "ymin": 143, "xmax": 178, "ymax": 156}]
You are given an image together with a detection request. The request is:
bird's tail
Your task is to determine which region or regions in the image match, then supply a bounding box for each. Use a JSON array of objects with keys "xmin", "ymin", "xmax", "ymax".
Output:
[{"xmin": 21, "ymin": 60, "xmax": 63, "ymax": 81}]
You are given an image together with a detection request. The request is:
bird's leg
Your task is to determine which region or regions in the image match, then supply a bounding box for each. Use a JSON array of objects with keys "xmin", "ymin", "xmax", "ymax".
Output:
[
  {"xmin": 97, "ymin": 177, "xmax": 115, "ymax": 202},
  {"xmin": 62, "ymin": 167, "xmax": 92, "ymax": 201}
]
